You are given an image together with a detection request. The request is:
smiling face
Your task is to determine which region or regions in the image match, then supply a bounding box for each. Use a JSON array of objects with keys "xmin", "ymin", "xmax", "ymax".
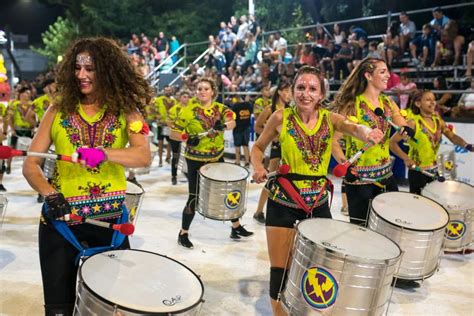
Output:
[
  {"xmin": 416, "ymin": 91, "xmax": 436, "ymax": 116},
  {"xmin": 75, "ymin": 51, "xmax": 96, "ymax": 97},
  {"xmin": 293, "ymin": 73, "xmax": 323, "ymax": 111},
  {"xmin": 365, "ymin": 61, "xmax": 390, "ymax": 91}
]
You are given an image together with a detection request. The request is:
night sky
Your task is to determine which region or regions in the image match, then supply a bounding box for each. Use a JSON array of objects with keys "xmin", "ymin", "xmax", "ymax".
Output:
[{"xmin": 0, "ymin": 0, "xmax": 64, "ymax": 45}]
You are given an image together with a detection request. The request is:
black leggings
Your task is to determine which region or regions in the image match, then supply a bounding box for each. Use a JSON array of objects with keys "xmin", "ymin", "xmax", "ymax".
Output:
[
  {"xmin": 170, "ymin": 140, "xmax": 181, "ymax": 177},
  {"xmin": 345, "ymin": 176, "xmax": 398, "ymax": 226},
  {"xmin": 408, "ymin": 169, "xmax": 434, "ymax": 195},
  {"xmin": 38, "ymin": 220, "xmax": 129, "ymax": 311},
  {"xmin": 181, "ymin": 157, "xmax": 238, "ymax": 230}
]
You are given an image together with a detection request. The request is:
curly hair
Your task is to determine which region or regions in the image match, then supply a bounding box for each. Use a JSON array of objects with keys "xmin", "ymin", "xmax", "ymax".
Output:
[
  {"xmin": 333, "ymin": 57, "xmax": 386, "ymax": 115},
  {"xmin": 55, "ymin": 37, "xmax": 153, "ymax": 115}
]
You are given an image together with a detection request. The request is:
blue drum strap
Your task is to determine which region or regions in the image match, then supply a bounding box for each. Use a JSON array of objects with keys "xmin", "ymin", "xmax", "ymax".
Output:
[{"xmin": 43, "ymin": 204, "xmax": 128, "ymax": 265}]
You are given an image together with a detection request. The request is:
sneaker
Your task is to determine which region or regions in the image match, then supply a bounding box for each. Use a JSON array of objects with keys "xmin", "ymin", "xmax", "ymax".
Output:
[
  {"xmin": 171, "ymin": 176, "xmax": 177, "ymax": 185},
  {"xmin": 444, "ymin": 249, "xmax": 474, "ymax": 255},
  {"xmin": 391, "ymin": 278, "xmax": 420, "ymax": 289},
  {"xmin": 231, "ymin": 225, "xmax": 254, "ymax": 239},
  {"xmin": 178, "ymin": 232, "xmax": 194, "ymax": 249},
  {"xmin": 0, "ymin": 184, "xmax": 6, "ymax": 192},
  {"xmin": 253, "ymin": 212, "xmax": 265, "ymax": 225},
  {"xmin": 340, "ymin": 206, "xmax": 349, "ymax": 216},
  {"xmin": 5, "ymin": 167, "xmax": 10, "ymax": 174},
  {"xmin": 37, "ymin": 194, "xmax": 45, "ymax": 203}
]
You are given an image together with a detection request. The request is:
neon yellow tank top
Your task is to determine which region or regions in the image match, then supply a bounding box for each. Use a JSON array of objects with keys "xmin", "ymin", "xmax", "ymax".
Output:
[
  {"xmin": 50, "ymin": 105, "xmax": 128, "ymax": 222},
  {"xmin": 345, "ymin": 94, "xmax": 394, "ymax": 183},
  {"xmin": 174, "ymin": 100, "xmax": 234, "ymax": 162},
  {"xmin": 32, "ymin": 94, "xmax": 52, "ymax": 122},
  {"xmin": 408, "ymin": 114, "xmax": 442, "ymax": 171},
  {"xmin": 11, "ymin": 101, "xmax": 35, "ymax": 129},
  {"xmin": 253, "ymin": 97, "xmax": 271, "ymax": 116},
  {"xmin": 267, "ymin": 107, "xmax": 333, "ymax": 209}
]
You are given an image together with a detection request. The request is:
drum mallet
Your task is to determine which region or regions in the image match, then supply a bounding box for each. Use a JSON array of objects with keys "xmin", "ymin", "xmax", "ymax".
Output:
[
  {"xmin": 411, "ymin": 165, "xmax": 445, "ymax": 182},
  {"xmin": 69, "ymin": 214, "xmax": 135, "ymax": 236},
  {"xmin": 373, "ymin": 108, "xmax": 418, "ymax": 143},
  {"xmin": 0, "ymin": 145, "xmax": 74, "ymax": 162},
  {"xmin": 333, "ymin": 142, "xmax": 373, "ymax": 178},
  {"xmin": 180, "ymin": 131, "xmax": 211, "ymax": 141},
  {"xmin": 251, "ymin": 164, "xmax": 290, "ymax": 183}
]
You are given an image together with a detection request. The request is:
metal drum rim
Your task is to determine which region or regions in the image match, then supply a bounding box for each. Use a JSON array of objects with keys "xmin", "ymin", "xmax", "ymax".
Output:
[
  {"xmin": 371, "ymin": 191, "xmax": 450, "ymax": 232},
  {"xmin": 78, "ymin": 249, "xmax": 205, "ymax": 314},
  {"xmin": 295, "ymin": 220, "xmax": 403, "ymax": 264},
  {"xmin": 198, "ymin": 162, "xmax": 250, "ymax": 183}
]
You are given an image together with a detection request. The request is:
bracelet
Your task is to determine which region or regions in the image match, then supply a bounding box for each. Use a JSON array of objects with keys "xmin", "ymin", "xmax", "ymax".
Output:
[{"xmin": 43, "ymin": 191, "xmax": 58, "ymax": 198}]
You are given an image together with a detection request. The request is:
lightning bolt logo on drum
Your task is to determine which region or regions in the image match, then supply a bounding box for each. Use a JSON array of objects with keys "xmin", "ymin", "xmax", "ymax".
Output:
[
  {"xmin": 445, "ymin": 220, "xmax": 466, "ymax": 240},
  {"xmin": 224, "ymin": 190, "xmax": 241, "ymax": 210},
  {"xmin": 301, "ymin": 267, "xmax": 338, "ymax": 310}
]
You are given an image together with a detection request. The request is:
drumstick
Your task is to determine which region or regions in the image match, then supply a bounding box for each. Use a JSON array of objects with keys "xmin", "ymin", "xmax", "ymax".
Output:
[
  {"xmin": 69, "ymin": 214, "xmax": 135, "ymax": 236},
  {"xmin": 373, "ymin": 108, "xmax": 418, "ymax": 143},
  {"xmin": 251, "ymin": 164, "xmax": 290, "ymax": 183},
  {"xmin": 410, "ymin": 165, "xmax": 446, "ymax": 182},
  {"xmin": 0, "ymin": 146, "xmax": 73, "ymax": 162},
  {"xmin": 180, "ymin": 131, "xmax": 210, "ymax": 141},
  {"xmin": 333, "ymin": 142, "xmax": 373, "ymax": 178}
]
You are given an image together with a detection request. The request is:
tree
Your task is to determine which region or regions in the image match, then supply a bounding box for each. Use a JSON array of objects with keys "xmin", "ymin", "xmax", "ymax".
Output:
[{"xmin": 32, "ymin": 16, "xmax": 79, "ymax": 67}]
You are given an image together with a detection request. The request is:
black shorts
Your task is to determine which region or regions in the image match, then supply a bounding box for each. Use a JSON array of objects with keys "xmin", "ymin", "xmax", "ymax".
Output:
[
  {"xmin": 266, "ymin": 198, "xmax": 331, "ymax": 228},
  {"xmin": 233, "ymin": 127, "xmax": 250, "ymax": 147},
  {"xmin": 270, "ymin": 142, "xmax": 281, "ymax": 159},
  {"xmin": 156, "ymin": 126, "xmax": 170, "ymax": 141},
  {"xmin": 10, "ymin": 129, "xmax": 33, "ymax": 148}
]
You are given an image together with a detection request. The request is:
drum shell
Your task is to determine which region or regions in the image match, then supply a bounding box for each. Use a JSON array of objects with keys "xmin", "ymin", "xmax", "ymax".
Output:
[
  {"xmin": 74, "ymin": 250, "xmax": 203, "ymax": 316},
  {"xmin": 124, "ymin": 182, "xmax": 145, "ymax": 226},
  {"xmin": 0, "ymin": 194, "xmax": 8, "ymax": 225},
  {"xmin": 15, "ymin": 136, "xmax": 32, "ymax": 151},
  {"xmin": 368, "ymin": 208, "xmax": 446, "ymax": 280},
  {"xmin": 197, "ymin": 164, "xmax": 249, "ymax": 221},
  {"xmin": 422, "ymin": 181, "xmax": 473, "ymax": 251},
  {"xmin": 178, "ymin": 143, "xmax": 187, "ymax": 174},
  {"xmin": 130, "ymin": 132, "xmax": 155, "ymax": 175},
  {"xmin": 436, "ymin": 150, "xmax": 456, "ymax": 180},
  {"xmin": 282, "ymin": 225, "xmax": 401, "ymax": 316}
]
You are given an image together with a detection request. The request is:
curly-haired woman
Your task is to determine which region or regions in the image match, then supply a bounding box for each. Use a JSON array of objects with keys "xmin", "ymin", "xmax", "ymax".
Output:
[{"xmin": 23, "ymin": 37, "xmax": 153, "ymax": 315}]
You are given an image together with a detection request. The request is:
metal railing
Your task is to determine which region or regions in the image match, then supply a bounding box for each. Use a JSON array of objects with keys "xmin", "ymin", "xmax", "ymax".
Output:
[{"xmin": 168, "ymin": 48, "xmax": 211, "ymax": 86}]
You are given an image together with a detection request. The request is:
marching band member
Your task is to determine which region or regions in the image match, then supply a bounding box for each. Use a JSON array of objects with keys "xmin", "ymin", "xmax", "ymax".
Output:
[
  {"xmin": 251, "ymin": 65, "xmax": 383, "ymax": 315},
  {"xmin": 23, "ymin": 37, "xmax": 152, "ymax": 316},
  {"xmin": 390, "ymin": 89, "xmax": 473, "ymax": 194},
  {"xmin": 170, "ymin": 77, "xmax": 253, "ymax": 249}
]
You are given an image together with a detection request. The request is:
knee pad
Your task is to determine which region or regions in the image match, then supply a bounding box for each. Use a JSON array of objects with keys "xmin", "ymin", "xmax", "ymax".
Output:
[
  {"xmin": 44, "ymin": 304, "xmax": 74, "ymax": 316},
  {"xmin": 270, "ymin": 267, "xmax": 287, "ymax": 300}
]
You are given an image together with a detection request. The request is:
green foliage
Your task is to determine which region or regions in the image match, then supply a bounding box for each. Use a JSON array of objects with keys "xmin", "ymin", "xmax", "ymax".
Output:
[{"xmin": 31, "ymin": 16, "xmax": 79, "ymax": 67}]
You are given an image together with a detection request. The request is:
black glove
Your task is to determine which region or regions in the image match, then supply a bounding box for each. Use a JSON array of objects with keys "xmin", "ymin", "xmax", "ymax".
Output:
[
  {"xmin": 213, "ymin": 120, "xmax": 226, "ymax": 131},
  {"xmin": 344, "ymin": 165, "xmax": 359, "ymax": 183},
  {"xmin": 187, "ymin": 136, "xmax": 200, "ymax": 147},
  {"xmin": 45, "ymin": 192, "xmax": 72, "ymax": 220}
]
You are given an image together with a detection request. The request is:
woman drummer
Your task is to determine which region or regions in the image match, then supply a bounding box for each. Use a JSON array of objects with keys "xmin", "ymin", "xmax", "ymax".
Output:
[
  {"xmin": 252, "ymin": 80, "xmax": 292, "ymax": 224},
  {"xmin": 251, "ymin": 65, "xmax": 383, "ymax": 315},
  {"xmin": 170, "ymin": 77, "xmax": 253, "ymax": 249},
  {"xmin": 332, "ymin": 57, "xmax": 411, "ymax": 226},
  {"xmin": 390, "ymin": 89, "xmax": 473, "ymax": 195}
]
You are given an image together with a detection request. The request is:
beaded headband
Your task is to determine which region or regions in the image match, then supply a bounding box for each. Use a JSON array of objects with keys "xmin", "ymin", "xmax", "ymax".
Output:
[{"xmin": 76, "ymin": 54, "xmax": 93, "ymax": 65}]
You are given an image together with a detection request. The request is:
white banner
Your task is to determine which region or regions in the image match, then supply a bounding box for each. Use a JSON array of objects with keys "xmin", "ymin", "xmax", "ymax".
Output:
[{"xmin": 441, "ymin": 121, "xmax": 474, "ymax": 184}]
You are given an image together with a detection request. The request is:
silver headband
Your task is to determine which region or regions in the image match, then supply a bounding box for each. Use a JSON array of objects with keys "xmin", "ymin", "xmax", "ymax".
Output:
[{"xmin": 76, "ymin": 54, "xmax": 93, "ymax": 65}]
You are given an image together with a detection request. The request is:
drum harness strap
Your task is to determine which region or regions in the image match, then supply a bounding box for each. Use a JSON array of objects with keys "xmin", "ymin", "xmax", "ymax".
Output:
[
  {"xmin": 43, "ymin": 204, "xmax": 129, "ymax": 265},
  {"xmin": 276, "ymin": 173, "xmax": 334, "ymax": 216}
]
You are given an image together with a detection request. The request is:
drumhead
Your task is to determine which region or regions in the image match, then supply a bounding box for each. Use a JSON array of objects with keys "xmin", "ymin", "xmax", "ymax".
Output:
[
  {"xmin": 297, "ymin": 218, "xmax": 401, "ymax": 261},
  {"xmin": 199, "ymin": 162, "xmax": 249, "ymax": 182},
  {"xmin": 372, "ymin": 192, "xmax": 449, "ymax": 231},
  {"xmin": 422, "ymin": 180, "xmax": 473, "ymax": 211},
  {"xmin": 80, "ymin": 250, "xmax": 203, "ymax": 314},
  {"xmin": 126, "ymin": 181, "xmax": 144, "ymax": 194}
]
